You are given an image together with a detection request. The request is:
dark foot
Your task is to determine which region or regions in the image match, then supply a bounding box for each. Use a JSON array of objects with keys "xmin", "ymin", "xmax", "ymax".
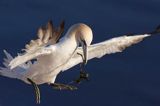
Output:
[
  {"xmin": 27, "ymin": 78, "xmax": 40, "ymax": 104},
  {"xmin": 74, "ymin": 53, "xmax": 90, "ymax": 84},
  {"xmin": 74, "ymin": 71, "xmax": 89, "ymax": 84},
  {"xmin": 50, "ymin": 83, "xmax": 77, "ymax": 90}
]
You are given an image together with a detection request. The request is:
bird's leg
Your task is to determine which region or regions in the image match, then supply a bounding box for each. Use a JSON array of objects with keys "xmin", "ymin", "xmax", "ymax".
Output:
[
  {"xmin": 73, "ymin": 53, "xmax": 89, "ymax": 84},
  {"xmin": 27, "ymin": 78, "xmax": 40, "ymax": 104},
  {"xmin": 50, "ymin": 83, "xmax": 77, "ymax": 90},
  {"xmin": 74, "ymin": 63, "xmax": 89, "ymax": 84}
]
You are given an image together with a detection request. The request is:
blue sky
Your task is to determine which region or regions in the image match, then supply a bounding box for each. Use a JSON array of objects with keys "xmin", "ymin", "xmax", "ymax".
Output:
[{"xmin": 0, "ymin": 0, "xmax": 160, "ymax": 106}]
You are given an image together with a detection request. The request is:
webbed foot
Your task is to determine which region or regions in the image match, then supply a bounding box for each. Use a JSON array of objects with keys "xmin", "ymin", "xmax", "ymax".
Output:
[
  {"xmin": 50, "ymin": 83, "xmax": 77, "ymax": 90},
  {"xmin": 74, "ymin": 71, "xmax": 89, "ymax": 84}
]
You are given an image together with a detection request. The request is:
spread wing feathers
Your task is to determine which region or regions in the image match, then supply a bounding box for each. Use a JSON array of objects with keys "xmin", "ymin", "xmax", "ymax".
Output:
[
  {"xmin": 24, "ymin": 20, "xmax": 64, "ymax": 53},
  {"xmin": 9, "ymin": 20, "xmax": 65, "ymax": 70},
  {"xmin": 9, "ymin": 46, "xmax": 54, "ymax": 69},
  {"xmin": 0, "ymin": 50, "xmax": 28, "ymax": 79},
  {"xmin": 62, "ymin": 34, "xmax": 151, "ymax": 71}
]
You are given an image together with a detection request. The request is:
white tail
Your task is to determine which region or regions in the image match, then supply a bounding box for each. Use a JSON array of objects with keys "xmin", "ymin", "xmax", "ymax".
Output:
[{"xmin": 0, "ymin": 50, "xmax": 29, "ymax": 79}]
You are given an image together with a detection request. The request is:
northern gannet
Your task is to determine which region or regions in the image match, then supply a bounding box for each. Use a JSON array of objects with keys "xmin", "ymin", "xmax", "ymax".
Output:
[{"xmin": 0, "ymin": 21, "xmax": 159, "ymax": 103}]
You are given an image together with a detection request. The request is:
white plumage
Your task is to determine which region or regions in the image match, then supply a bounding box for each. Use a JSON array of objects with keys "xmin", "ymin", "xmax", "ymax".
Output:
[
  {"xmin": 0, "ymin": 21, "xmax": 157, "ymax": 85},
  {"xmin": 62, "ymin": 34, "xmax": 151, "ymax": 71}
]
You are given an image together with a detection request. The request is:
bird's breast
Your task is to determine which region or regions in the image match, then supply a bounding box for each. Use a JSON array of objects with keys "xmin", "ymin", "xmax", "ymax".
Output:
[{"xmin": 24, "ymin": 43, "xmax": 77, "ymax": 84}]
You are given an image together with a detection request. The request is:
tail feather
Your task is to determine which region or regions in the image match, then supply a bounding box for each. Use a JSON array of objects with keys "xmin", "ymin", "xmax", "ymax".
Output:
[
  {"xmin": 0, "ymin": 68, "xmax": 18, "ymax": 79},
  {"xmin": 3, "ymin": 50, "xmax": 13, "ymax": 61},
  {"xmin": 0, "ymin": 50, "xmax": 28, "ymax": 79}
]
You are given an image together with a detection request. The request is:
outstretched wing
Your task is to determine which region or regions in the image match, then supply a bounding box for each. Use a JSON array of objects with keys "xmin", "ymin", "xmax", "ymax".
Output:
[
  {"xmin": 9, "ymin": 20, "xmax": 64, "ymax": 69},
  {"xmin": 24, "ymin": 20, "xmax": 64, "ymax": 53},
  {"xmin": 9, "ymin": 45, "xmax": 55, "ymax": 69},
  {"xmin": 62, "ymin": 33, "xmax": 152, "ymax": 71}
]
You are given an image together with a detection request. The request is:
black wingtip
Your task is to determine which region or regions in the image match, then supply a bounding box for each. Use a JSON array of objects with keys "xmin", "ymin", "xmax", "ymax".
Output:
[
  {"xmin": 155, "ymin": 25, "xmax": 160, "ymax": 33},
  {"xmin": 60, "ymin": 20, "xmax": 65, "ymax": 29},
  {"xmin": 47, "ymin": 20, "xmax": 54, "ymax": 29},
  {"xmin": 58, "ymin": 20, "xmax": 65, "ymax": 34},
  {"xmin": 48, "ymin": 20, "xmax": 53, "ymax": 24},
  {"xmin": 150, "ymin": 25, "xmax": 160, "ymax": 34}
]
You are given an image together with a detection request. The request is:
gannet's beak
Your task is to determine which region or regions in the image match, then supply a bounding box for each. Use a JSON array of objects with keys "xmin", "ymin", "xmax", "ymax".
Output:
[{"xmin": 81, "ymin": 40, "xmax": 88, "ymax": 65}]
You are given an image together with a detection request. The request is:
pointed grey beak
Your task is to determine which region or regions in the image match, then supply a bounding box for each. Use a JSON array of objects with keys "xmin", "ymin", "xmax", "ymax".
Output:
[{"xmin": 81, "ymin": 40, "xmax": 88, "ymax": 65}]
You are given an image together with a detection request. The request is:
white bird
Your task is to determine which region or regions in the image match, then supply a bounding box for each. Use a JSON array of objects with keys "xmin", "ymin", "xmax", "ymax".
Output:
[{"xmin": 0, "ymin": 21, "xmax": 159, "ymax": 104}]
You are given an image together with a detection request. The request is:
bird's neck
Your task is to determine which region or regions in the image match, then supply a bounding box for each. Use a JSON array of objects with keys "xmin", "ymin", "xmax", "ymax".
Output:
[
  {"xmin": 62, "ymin": 32, "xmax": 78, "ymax": 45},
  {"xmin": 58, "ymin": 33, "xmax": 78, "ymax": 51}
]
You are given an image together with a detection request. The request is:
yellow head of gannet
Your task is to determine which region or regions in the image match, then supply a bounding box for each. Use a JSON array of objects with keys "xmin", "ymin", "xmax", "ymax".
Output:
[{"xmin": 66, "ymin": 23, "xmax": 93, "ymax": 64}]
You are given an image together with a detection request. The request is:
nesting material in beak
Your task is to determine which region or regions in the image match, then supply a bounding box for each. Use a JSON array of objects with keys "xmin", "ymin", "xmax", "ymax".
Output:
[{"xmin": 81, "ymin": 40, "xmax": 88, "ymax": 65}]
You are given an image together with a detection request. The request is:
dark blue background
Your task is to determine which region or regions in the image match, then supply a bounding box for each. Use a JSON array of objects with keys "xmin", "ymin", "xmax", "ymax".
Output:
[{"xmin": 0, "ymin": 0, "xmax": 160, "ymax": 106}]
